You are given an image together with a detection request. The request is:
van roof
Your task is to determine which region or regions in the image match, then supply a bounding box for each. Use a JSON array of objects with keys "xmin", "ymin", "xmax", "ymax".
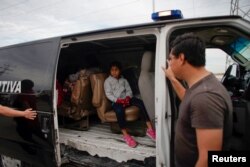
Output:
[
  {"xmin": 61, "ymin": 15, "xmax": 243, "ymax": 39},
  {"xmin": 0, "ymin": 15, "xmax": 244, "ymax": 49}
]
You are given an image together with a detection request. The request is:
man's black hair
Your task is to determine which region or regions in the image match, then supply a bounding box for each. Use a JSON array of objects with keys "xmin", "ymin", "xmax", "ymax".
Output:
[
  {"xmin": 170, "ymin": 33, "xmax": 206, "ymax": 67},
  {"xmin": 109, "ymin": 61, "xmax": 122, "ymax": 71}
]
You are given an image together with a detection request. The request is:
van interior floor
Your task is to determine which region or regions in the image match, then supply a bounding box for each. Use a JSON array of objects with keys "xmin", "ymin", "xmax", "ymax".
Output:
[{"xmin": 59, "ymin": 123, "xmax": 156, "ymax": 163}]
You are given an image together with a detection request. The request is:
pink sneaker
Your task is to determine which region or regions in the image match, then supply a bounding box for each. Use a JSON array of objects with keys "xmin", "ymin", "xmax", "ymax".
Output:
[
  {"xmin": 123, "ymin": 135, "xmax": 137, "ymax": 148},
  {"xmin": 146, "ymin": 128, "xmax": 156, "ymax": 141}
]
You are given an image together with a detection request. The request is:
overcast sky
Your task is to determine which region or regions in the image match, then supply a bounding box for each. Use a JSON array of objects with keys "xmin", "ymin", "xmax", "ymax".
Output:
[{"xmin": 0, "ymin": 0, "xmax": 249, "ymax": 47}]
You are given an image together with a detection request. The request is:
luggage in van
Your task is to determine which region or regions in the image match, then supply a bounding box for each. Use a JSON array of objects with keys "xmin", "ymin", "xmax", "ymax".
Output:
[{"xmin": 58, "ymin": 69, "xmax": 94, "ymax": 130}]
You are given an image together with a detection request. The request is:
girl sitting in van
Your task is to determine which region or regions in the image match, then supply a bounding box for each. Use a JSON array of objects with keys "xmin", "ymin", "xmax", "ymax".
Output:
[{"xmin": 104, "ymin": 61, "xmax": 155, "ymax": 148}]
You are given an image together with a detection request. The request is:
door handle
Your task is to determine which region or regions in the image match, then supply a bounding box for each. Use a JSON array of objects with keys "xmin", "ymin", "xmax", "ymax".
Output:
[{"xmin": 41, "ymin": 116, "xmax": 50, "ymax": 134}]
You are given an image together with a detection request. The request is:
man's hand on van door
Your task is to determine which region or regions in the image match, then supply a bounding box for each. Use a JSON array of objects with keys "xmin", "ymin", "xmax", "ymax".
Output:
[
  {"xmin": 162, "ymin": 60, "xmax": 176, "ymax": 81},
  {"xmin": 23, "ymin": 108, "xmax": 37, "ymax": 120}
]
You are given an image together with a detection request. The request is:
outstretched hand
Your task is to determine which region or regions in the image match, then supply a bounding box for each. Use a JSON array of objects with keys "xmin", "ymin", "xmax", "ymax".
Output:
[{"xmin": 23, "ymin": 108, "xmax": 37, "ymax": 120}]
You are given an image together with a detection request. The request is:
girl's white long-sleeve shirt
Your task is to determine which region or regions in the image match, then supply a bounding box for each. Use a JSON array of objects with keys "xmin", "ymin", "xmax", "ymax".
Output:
[{"xmin": 104, "ymin": 75, "xmax": 133, "ymax": 102}]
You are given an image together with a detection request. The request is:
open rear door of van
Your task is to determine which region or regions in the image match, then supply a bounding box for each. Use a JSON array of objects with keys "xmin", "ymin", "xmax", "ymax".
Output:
[
  {"xmin": 157, "ymin": 16, "xmax": 250, "ymax": 167},
  {"xmin": 0, "ymin": 38, "xmax": 60, "ymax": 167}
]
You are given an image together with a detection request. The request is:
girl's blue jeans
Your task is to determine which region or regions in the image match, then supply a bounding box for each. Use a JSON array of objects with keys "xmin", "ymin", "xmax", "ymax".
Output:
[{"xmin": 112, "ymin": 97, "xmax": 150, "ymax": 129}]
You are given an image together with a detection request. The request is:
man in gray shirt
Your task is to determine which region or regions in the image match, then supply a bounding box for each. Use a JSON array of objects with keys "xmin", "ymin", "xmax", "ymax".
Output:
[{"xmin": 162, "ymin": 33, "xmax": 232, "ymax": 167}]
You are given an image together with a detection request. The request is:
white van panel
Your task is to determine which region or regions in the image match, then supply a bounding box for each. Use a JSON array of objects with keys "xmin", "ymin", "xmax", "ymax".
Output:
[{"xmin": 155, "ymin": 25, "xmax": 171, "ymax": 167}]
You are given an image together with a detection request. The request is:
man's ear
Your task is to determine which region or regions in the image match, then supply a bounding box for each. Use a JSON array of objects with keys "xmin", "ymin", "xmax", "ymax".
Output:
[{"xmin": 179, "ymin": 53, "xmax": 185, "ymax": 65}]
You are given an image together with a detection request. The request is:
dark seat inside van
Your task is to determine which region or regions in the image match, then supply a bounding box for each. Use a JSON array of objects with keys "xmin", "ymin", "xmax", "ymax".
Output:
[
  {"xmin": 231, "ymin": 99, "xmax": 250, "ymax": 150},
  {"xmin": 230, "ymin": 74, "xmax": 250, "ymax": 151}
]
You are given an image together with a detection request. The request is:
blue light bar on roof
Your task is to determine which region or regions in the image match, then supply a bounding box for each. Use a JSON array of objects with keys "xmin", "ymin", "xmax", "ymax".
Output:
[{"xmin": 151, "ymin": 10, "xmax": 183, "ymax": 21}]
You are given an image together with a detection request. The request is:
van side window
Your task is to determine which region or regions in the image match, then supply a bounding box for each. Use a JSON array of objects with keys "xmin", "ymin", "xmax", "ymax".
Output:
[
  {"xmin": 0, "ymin": 41, "xmax": 58, "ymax": 94},
  {"xmin": 206, "ymin": 48, "xmax": 235, "ymax": 80}
]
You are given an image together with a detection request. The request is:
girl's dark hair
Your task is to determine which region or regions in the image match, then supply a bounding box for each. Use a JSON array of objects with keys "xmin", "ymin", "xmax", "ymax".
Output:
[
  {"xmin": 170, "ymin": 33, "xmax": 206, "ymax": 67},
  {"xmin": 109, "ymin": 61, "xmax": 122, "ymax": 71}
]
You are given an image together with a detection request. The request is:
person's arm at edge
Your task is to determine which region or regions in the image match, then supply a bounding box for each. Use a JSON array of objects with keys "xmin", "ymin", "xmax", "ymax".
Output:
[
  {"xmin": 195, "ymin": 128, "xmax": 223, "ymax": 167},
  {"xmin": 0, "ymin": 105, "xmax": 37, "ymax": 120}
]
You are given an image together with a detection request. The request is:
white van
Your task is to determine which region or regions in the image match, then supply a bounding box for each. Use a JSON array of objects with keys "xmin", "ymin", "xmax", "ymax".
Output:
[{"xmin": 0, "ymin": 11, "xmax": 249, "ymax": 167}]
